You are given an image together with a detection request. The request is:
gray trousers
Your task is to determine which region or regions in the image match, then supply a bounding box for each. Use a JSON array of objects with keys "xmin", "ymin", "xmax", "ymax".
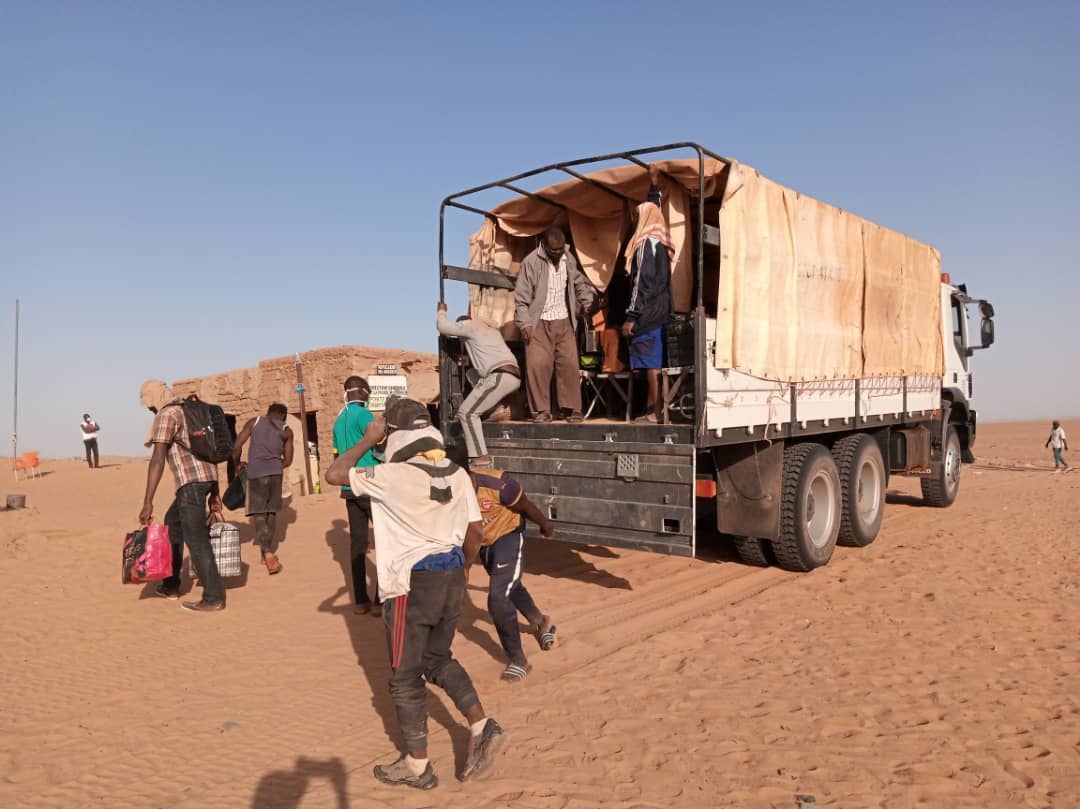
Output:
[
  {"xmin": 458, "ymin": 370, "xmax": 520, "ymax": 458},
  {"xmin": 384, "ymin": 568, "xmax": 480, "ymax": 754}
]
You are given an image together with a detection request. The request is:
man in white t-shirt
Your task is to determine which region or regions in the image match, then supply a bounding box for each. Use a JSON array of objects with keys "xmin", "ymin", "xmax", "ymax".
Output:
[
  {"xmin": 81, "ymin": 413, "xmax": 101, "ymax": 468},
  {"xmin": 325, "ymin": 398, "xmax": 505, "ymax": 790},
  {"xmin": 1046, "ymin": 420, "xmax": 1069, "ymax": 469}
]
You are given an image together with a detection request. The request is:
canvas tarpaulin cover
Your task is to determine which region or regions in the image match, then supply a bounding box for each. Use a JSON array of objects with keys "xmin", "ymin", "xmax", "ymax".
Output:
[
  {"xmin": 714, "ymin": 162, "xmax": 943, "ymax": 381},
  {"xmin": 466, "ymin": 158, "xmax": 728, "ymax": 331},
  {"xmin": 463, "ymin": 155, "xmax": 942, "ymax": 382}
]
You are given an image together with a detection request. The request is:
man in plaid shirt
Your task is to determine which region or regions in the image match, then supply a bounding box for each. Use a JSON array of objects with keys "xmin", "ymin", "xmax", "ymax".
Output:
[{"xmin": 138, "ymin": 380, "xmax": 225, "ymax": 612}]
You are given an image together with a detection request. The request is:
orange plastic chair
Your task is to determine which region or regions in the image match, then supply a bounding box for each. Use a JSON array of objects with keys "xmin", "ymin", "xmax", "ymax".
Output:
[{"xmin": 13, "ymin": 451, "xmax": 40, "ymax": 481}]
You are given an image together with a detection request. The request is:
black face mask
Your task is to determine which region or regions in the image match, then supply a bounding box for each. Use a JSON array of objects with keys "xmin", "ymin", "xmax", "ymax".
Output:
[{"xmin": 545, "ymin": 246, "xmax": 564, "ymax": 262}]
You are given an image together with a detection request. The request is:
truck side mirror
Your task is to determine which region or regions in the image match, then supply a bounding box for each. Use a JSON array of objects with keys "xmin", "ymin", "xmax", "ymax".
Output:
[{"xmin": 980, "ymin": 317, "xmax": 995, "ymax": 348}]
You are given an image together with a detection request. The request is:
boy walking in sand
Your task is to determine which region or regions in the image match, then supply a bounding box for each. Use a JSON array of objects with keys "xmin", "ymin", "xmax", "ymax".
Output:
[
  {"xmin": 453, "ymin": 450, "xmax": 558, "ymax": 683},
  {"xmin": 1046, "ymin": 420, "xmax": 1069, "ymax": 469},
  {"xmin": 232, "ymin": 403, "xmax": 294, "ymax": 575},
  {"xmin": 325, "ymin": 398, "xmax": 505, "ymax": 790}
]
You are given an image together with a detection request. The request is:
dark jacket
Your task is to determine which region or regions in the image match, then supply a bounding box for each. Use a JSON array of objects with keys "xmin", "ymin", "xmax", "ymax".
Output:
[
  {"xmin": 626, "ymin": 239, "xmax": 672, "ymax": 333},
  {"xmin": 514, "ymin": 247, "xmax": 597, "ymax": 333}
]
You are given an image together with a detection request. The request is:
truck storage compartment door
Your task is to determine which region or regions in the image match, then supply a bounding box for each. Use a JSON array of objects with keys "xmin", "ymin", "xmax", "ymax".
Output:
[{"xmin": 484, "ymin": 426, "xmax": 696, "ymax": 557}]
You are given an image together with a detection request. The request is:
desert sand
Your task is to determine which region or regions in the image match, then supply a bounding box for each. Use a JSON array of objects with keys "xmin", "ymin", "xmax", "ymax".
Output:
[{"xmin": 0, "ymin": 421, "xmax": 1077, "ymax": 809}]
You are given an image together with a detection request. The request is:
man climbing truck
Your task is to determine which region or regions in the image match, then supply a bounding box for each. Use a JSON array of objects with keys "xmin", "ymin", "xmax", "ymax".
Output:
[{"xmin": 436, "ymin": 142, "xmax": 996, "ymax": 572}]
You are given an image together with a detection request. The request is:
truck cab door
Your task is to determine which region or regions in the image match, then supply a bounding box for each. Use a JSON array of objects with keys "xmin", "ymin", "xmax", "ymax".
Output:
[{"xmin": 942, "ymin": 287, "xmax": 971, "ymax": 404}]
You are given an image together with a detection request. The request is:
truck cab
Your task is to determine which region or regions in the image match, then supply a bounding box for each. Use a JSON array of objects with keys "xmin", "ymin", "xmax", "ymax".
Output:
[{"xmin": 941, "ymin": 279, "xmax": 995, "ymax": 462}]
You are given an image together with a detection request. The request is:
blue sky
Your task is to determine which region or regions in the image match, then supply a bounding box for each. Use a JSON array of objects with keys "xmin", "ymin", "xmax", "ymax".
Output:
[{"xmin": 2, "ymin": 1, "xmax": 1077, "ymax": 457}]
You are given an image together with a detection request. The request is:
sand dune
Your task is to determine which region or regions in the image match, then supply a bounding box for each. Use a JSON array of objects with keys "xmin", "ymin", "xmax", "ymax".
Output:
[{"xmin": 1, "ymin": 421, "xmax": 1077, "ymax": 808}]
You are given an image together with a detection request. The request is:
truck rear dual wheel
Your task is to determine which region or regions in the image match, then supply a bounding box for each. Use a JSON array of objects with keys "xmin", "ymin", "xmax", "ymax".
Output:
[
  {"xmin": 732, "ymin": 536, "xmax": 775, "ymax": 567},
  {"xmin": 772, "ymin": 443, "xmax": 841, "ymax": 572},
  {"xmin": 921, "ymin": 425, "xmax": 961, "ymax": 507},
  {"xmin": 833, "ymin": 434, "xmax": 886, "ymax": 547}
]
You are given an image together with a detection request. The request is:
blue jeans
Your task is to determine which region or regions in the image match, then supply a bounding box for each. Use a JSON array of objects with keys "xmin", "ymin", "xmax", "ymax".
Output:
[
  {"xmin": 163, "ymin": 481, "xmax": 224, "ymax": 604},
  {"xmin": 1053, "ymin": 447, "xmax": 1067, "ymax": 467}
]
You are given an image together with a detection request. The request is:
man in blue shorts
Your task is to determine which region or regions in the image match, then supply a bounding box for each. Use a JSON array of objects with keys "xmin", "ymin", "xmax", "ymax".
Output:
[{"xmin": 622, "ymin": 166, "xmax": 675, "ymax": 423}]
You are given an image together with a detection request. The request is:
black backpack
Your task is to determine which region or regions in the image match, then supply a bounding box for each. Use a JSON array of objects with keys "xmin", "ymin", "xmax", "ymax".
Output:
[{"xmin": 170, "ymin": 395, "xmax": 234, "ymax": 464}]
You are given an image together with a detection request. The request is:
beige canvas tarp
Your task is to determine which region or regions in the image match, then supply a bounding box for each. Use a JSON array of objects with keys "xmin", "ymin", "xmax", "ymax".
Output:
[
  {"xmin": 715, "ymin": 162, "xmax": 943, "ymax": 381},
  {"xmin": 467, "ymin": 158, "xmax": 728, "ymax": 329},
  {"xmin": 463, "ymin": 154, "xmax": 942, "ymax": 382}
]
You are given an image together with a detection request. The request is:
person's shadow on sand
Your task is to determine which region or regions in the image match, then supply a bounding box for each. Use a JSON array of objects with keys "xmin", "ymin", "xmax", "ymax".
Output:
[
  {"xmin": 524, "ymin": 536, "xmax": 632, "ymax": 589},
  {"xmin": 318, "ymin": 518, "xmax": 473, "ymax": 774},
  {"xmin": 232, "ymin": 502, "xmax": 299, "ymax": 550},
  {"xmin": 250, "ymin": 756, "xmax": 348, "ymax": 809}
]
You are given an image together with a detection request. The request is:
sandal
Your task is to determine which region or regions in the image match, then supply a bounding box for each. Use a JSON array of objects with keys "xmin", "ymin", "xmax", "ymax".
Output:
[
  {"xmin": 537, "ymin": 618, "xmax": 557, "ymax": 651},
  {"xmin": 500, "ymin": 662, "xmax": 532, "ymax": 682},
  {"xmin": 263, "ymin": 552, "xmax": 283, "ymax": 575},
  {"xmin": 530, "ymin": 411, "xmax": 552, "ymax": 423},
  {"xmin": 566, "ymin": 411, "xmax": 584, "ymax": 424}
]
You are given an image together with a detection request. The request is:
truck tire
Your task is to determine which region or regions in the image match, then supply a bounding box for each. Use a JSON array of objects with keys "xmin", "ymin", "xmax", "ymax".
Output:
[
  {"xmin": 732, "ymin": 536, "xmax": 774, "ymax": 567},
  {"xmin": 833, "ymin": 434, "xmax": 886, "ymax": 547},
  {"xmin": 772, "ymin": 443, "xmax": 841, "ymax": 572},
  {"xmin": 921, "ymin": 425, "xmax": 961, "ymax": 507}
]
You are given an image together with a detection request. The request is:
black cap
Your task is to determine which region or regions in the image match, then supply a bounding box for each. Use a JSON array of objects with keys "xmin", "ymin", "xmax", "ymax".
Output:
[{"xmin": 384, "ymin": 397, "xmax": 431, "ymax": 431}]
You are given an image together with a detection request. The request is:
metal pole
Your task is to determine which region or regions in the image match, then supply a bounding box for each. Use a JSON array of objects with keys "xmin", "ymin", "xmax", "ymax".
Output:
[
  {"xmin": 295, "ymin": 352, "xmax": 314, "ymax": 496},
  {"xmin": 11, "ymin": 299, "xmax": 18, "ymax": 463}
]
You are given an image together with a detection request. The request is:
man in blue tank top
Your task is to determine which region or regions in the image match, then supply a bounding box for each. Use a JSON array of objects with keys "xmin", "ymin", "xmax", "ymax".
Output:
[{"xmin": 232, "ymin": 403, "xmax": 295, "ymax": 574}]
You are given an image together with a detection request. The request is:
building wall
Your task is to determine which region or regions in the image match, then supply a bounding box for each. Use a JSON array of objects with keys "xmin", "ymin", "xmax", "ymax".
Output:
[{"xmin": 173, "ymin": 346, "xmax": 438, "ymax": 492}]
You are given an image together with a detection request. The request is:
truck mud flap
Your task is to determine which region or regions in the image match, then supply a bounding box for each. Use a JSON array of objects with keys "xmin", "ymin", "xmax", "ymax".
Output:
[{"xmin": 481, "ymin": 423, "xmax": 696, "ymax": 557}]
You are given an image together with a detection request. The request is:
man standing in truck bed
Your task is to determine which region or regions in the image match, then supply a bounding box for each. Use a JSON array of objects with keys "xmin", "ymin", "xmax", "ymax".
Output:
[
  {"xmin": 622, "ymin": 166, "xmax": 675, "ymax": 423},
  {"xmin": 514, "ymin": 227, "xmax": 597, "ymax": 423}
]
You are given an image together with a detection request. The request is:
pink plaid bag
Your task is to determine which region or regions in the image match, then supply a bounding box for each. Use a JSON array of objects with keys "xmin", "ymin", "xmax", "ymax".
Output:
[{"xmin": 122, "ymin": 524, "xmax": 173, "ymax": 584}]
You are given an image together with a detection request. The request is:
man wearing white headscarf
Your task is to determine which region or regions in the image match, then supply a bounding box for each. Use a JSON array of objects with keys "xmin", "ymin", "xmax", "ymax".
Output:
[{"xmin": 326, "ymin": 398, "xmax": 505, "ymax": 790}]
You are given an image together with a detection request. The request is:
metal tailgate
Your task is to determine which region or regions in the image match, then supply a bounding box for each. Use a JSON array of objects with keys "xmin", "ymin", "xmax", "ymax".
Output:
[{"xmin": 482, "ymin": 422, "xmax": 696, "ymax": 557}]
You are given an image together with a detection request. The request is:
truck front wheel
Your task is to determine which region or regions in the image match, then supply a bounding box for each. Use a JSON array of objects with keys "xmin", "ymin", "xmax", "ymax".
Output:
[
  {"xmin": 773, "ymin": 443, "xmax": 841, "ymax": 572},
  {"xmin": 834, "ymin": 434, "xmax": 886, "ymax": 547},
  {"xmin": 921, "ymin": 426, "xmax": 961, "ymax": 507}
]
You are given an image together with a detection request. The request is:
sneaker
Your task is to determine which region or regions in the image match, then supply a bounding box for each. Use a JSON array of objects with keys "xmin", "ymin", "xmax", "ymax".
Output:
[
  {"xmin": 461, "ymin": 718, "xmax": 505, "ymax": 781},
  {"xmin": 373, "ymin": 756, "xmax": 438, "ymax": 790}
]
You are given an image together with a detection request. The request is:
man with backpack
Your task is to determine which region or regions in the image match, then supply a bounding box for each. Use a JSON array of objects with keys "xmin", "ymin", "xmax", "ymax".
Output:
[
  {"xmin": 232, "ymin": 403, "xmax": 294, "ymax": 575},
  {"xmin": 138, "ymin": 379, "xmax": 228, "ymax": 612}
]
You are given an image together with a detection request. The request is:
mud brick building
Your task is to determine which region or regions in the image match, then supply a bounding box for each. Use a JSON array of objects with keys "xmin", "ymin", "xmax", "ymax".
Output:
[{"xmin": 173, "ymin": 346, "xmax": 437, "ymax": 493}]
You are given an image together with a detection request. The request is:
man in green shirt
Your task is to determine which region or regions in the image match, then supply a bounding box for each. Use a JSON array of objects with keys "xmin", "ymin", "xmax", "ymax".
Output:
[{"xmin": 332, "ymin": 376, "xmax": 381, "ymax": 614}]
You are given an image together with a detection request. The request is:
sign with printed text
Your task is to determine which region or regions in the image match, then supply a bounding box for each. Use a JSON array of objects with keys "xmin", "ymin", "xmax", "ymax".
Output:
[
  {"xmin": 367, "ymin": 375, "xmax": 408, "ymax": 412},
  {"xmin": 375, "ymin": 364, "xmax": 398, "ymax": 376}
]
